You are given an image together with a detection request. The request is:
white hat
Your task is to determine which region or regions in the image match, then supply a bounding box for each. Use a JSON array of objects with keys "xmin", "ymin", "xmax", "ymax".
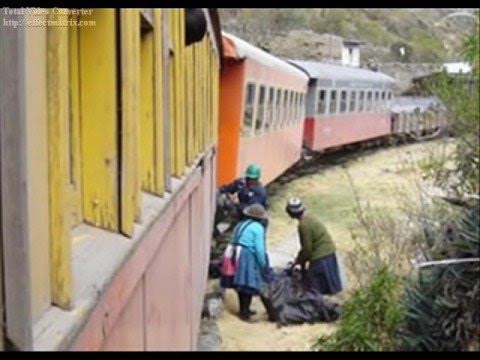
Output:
[{"xmin": 286, "ymin": 197, "xmax": 305, "ymax": 214}]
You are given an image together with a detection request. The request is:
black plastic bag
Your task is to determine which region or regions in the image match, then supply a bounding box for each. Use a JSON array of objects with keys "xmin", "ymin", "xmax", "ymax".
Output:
[{"xmin": 262, "ymin": 269, "xmax": 341, "ymax": 326}]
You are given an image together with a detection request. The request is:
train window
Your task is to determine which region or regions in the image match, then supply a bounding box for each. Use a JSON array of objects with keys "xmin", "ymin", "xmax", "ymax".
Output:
[
  {"xmin": 275, "ymin": 88, "xmax": 282, "ymax": 129},
  {"xmin": 255, "ymin": 85, "xmax": 266, "ymax": 133},
  {"xmin": 264, "ymin": 87, "xmax": 275, "ymax": 132},
  {"xmin": 299, "ymin": 93, "xmax": 303, "ymax": 121},
  {"xmin": 296, "ymin": 92, "xmax": 300, "ymax": 123},
  {"xmin": 349, "ymin": 91, "xmax": 356, "ymax": 112},
  {"xmin": 299, "ymin": 93, "xmax": 304, "ymax": 123},
  {"xmin": 297, "ymin": 92, "xmax": 302, "ymax": 123},
  {"xmin": 387, "ymin": 91, "xmax": 392, "ymax": 100},
  {"xmin": 289, "ymin": 91, "xmax": 295, "ymax": 125},
  {"xmin": 358, "ymin": 91, "xmax": 364, "ymax": 112},
  {"xmin": 243, "ymin": 82, "xmax": 256, "ymax": 133},
  {"xmin": 285, "ymin": 91, "xmax": 291, "ymax": 125},
  {"xmin": 292, "ymin": 91, "xmax": 298, "ymax": 124},
  {"xmin": 381, "ymin": 91, "xmax": 386, "ymax": 110},
  {"xmin": 340, "ymin": 90, "xmax": 347, "ymax": 113},
  {"xmin": 330, "ymin": 90, "xmax": 337, "ymax": 114},
  {"xmin": 282, "ymin": 90, "xmax": 288, "ymax": 127},
  {"xmin": 366, "ymin": 91, "xmax": 372, "ymax": 111},
  {"xmin": 317, "ymin": 89, "xmax": 327, "ymax": 115}
]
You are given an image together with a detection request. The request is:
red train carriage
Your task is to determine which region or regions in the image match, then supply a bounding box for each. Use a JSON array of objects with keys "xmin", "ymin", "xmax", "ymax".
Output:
[
  {"xmin": 218, "ymin": 32, "xmax": 309, "ymax": 186},
  {"xmin": 289, "ymin": 61, "xmax": 395, "ymax": 152}
]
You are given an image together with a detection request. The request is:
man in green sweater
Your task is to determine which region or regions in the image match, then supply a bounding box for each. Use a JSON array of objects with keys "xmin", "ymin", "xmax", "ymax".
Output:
[{"xmin": 286, "ymin": 197, "xmax": 343, "ymax": 295}]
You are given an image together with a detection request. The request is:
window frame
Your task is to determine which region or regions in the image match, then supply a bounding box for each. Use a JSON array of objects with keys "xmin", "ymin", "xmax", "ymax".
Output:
[
  {"xmin": 262, "ymin": 85, "xmax": 275, "ymax": 133},
  {"xmin": 274, "ymin": 87, "xmax": 282, "ymax": 130},
  {"xmin": 349, "ymin": 90, "xmax": 356, "ymax": 113},
  {"xmin": 242, "ymin": 81, "xmax": 257, "ymax": 136},
  {"xmin": 254, "ymin": 84, "xmax": 266, "ymax": 135},
  {"xmin": 317, "ymin": 88, "xmax": 327, "ymax": 116},
  {"xmin": 281, "ymin": 89, "xmax": 289, "ymax": 128},
  {"xmin": 340, "ymin": 89, "xmax": 348, "ymax": 113},
  {"xmin": 329, "ymin": 89, "xmax": 338, "ymax": 115},
  {"xmin": 366, "ymin": 90, "xmax": 372, "ymax": 112}
]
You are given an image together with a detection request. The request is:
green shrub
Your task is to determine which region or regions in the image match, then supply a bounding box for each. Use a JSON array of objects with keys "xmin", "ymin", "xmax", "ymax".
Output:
[
  {"xmin": 399, "ymin": 205, "xmax": 480, "ymax": 351},
  {"xmin": 314, "ymin": 268, "xmax": 405, "ymax": 351}
]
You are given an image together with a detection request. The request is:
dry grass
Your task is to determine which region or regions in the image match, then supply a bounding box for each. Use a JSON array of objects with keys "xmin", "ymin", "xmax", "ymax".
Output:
[{"xmin": 267, "ymin": 140, "xmax": 456, "ymax": 252}]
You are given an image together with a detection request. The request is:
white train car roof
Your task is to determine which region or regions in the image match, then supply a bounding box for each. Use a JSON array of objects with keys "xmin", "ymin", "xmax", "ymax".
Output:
[
  {"xmin": 222, "ymin": 32, "xmax": 309, "ymax": 81},
  {"xmin": 288, "ymin": 59, "xmax": 395, "ymax": 88}
]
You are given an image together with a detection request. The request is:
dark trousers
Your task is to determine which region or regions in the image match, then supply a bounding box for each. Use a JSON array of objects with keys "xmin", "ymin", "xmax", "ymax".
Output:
[
  {"xmin": 237, "ymin": 291, "xmax": 277, "ymax": 321},
  {"xmin": 237, "ymin": 291, "xmax": 253, "ymax": 317}
]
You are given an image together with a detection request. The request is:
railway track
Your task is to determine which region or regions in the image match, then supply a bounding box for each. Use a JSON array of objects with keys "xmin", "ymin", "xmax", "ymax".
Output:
[{"xmin": 267, "ymin": 134, "xmax": 446, "ymax": 195}]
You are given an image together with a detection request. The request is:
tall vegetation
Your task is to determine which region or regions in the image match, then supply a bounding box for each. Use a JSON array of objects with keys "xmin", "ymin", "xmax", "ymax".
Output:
[
  {"xmin": 314, "ymin": 15, "xmax": 479, "ymax": 351},
  {"xmin": 399, "ymin": 14, "xmax": 480, "ymax": 351}
]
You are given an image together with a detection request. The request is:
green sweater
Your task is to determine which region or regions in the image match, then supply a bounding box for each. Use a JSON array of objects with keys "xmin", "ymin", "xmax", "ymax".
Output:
[{"xmin": 298, "ymin": 215, "xmax": 336, "ymax": 262}]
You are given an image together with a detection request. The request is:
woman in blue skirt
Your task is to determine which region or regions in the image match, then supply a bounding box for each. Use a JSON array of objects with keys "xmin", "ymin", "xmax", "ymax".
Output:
[
  {"xmin": 220, "ymin": 204, "xmax": 272, "ymax": 322},
  {"xmin": 285, "ymin": 197, "xmax": 343, "ymax": 295}
]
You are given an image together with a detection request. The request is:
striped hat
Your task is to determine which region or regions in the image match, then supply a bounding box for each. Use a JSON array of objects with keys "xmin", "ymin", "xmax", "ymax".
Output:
[{"xmin": 286, "ymin": 197, "xmax": 305, "ymax": 214}]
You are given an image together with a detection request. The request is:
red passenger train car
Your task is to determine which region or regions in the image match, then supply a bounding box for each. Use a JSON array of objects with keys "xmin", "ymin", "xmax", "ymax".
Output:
[
  {"xmin": 289, "ymin": 61, "xmax": 396, "ymax": 152},
  {"xmin": 217, "ymin": 32, "xmax": 309, "ymax": 186}
]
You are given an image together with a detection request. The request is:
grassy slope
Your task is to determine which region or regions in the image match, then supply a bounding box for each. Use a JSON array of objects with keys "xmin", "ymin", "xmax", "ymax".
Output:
[
  {"xmin": 217, "ymin": 139, "xmax": 455, "ymax": 351},
  {"xmin": 266, "ymin": 140, "xmax": 455, "ymax": 253},
  {"xmin": 219, "ymin": 9, "xmax": 470, "ymax": 63}
]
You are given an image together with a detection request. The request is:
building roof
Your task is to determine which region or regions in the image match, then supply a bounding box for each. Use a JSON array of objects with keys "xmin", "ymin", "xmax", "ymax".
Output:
[
  {"xmin": 390, "ymin": 96, "xmax": 445, "ymax": 114},
  {"xmin": 442, "ymin": 62, "xmax": 472, "ymax": 74},
  {"xmin": 222, "ymin": 32, "xmax": 309, "ymax": 81},
  {"xmin": 288, "ymin": 59, "xmax": 396, "ymax": 86},
  {"xmin": 343, "ymin": 39, "xmax": 365, "ymax": 46}
]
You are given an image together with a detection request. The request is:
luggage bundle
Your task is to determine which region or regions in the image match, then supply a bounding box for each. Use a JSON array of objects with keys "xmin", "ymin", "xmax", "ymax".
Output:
[{"xmin": 261, "ymin": 268, "xmax": 341, "ymax": 326}]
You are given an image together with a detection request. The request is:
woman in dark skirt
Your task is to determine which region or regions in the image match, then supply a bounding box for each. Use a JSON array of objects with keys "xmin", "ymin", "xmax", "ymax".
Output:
[
  {"xmin": 220, "ymin": 204, "xmax": 273, "ymax": 322},
  {"xmin": 285, "ymin": 197, "xmax": 343, "ymax": 295}
]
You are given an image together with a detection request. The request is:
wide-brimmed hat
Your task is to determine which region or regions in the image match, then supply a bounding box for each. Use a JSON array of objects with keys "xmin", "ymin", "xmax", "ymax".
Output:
[
  {"xmin": 286, "ymin": 197, "xmax": 305, "ymax": 214},
  {"xmin": 242, "ymin": 204, "xmax": 268, "ymax": 220}
]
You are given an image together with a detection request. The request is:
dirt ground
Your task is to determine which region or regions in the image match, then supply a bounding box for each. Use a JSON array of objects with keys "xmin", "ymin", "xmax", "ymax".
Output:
[{"xmin": 216, "ymin": 139, "xmax": 455, "ymax": 351}]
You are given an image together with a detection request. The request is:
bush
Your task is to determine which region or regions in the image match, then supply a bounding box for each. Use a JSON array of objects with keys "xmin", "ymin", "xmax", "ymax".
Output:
[
  {"xmin": 314, "ymin": 268, "xmax": 405, "ymax": 351},
  {"xmin": 399, "ymin": 204, "xmax": 480, "ymax": 351}
]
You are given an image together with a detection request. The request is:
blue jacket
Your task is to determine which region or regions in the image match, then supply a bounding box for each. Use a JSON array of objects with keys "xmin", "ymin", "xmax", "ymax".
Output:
[
  {"xmin": 230, "ymin": 220, "xmax": 267, "ymax": 268},
  {"xmin": 220, "ymin": 178, "xmax": 268, "ymax": 211}
]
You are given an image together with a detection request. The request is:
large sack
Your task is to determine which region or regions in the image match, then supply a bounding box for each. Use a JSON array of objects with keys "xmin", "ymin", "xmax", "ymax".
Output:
[{"xmin": 262, "ymin": 269, "xmax": 341, "ymax": 326}]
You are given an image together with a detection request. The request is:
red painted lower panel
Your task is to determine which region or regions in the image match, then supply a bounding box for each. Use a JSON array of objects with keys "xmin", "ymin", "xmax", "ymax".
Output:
[
  {"xmin": 237, "ymin": 123, "xmax": 304, "ymax": 185},
  {"xmin": 144, "ymin": 202, "xmax": 192, "ymax": 351},
  {"xmin": 101, "ymin": 280, "xmax": 145, "ymax": 351},
  {"xmin": 307, "ymin": 113, "xmax": 392, "ymax": 151},
  {"xmin": 69, "ymin": 149, "xmax": 216, "ymax": 351}
]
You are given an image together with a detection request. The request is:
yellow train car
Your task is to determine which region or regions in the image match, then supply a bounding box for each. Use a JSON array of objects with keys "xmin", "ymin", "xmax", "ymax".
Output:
[{"xmin": 0, "ymin": 8, "xmax": 221, "ymax": 350}]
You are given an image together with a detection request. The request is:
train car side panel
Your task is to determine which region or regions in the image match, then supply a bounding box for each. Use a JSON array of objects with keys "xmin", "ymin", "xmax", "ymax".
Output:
[
  {"xmin": 217, "ymin": 60, "xmax": 245, "ymax": 186},
  {"xmin": 310, "ymin": 113, "xmax": 391, "ymax": 151},
  {"xmin": 303, "ymin": 117, "xmax": 315, "ymax": 149},
  {"xmin": 238, "ymin": 123, "xmax": 304, "ymax": 184},
  {"xmin": 100, "ymin": 280, "xmax": 145, "ymax": 351}
]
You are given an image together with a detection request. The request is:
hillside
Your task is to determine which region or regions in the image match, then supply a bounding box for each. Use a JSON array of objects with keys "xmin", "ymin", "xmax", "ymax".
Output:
[{"xmin": 218, "ymin": 9, "xmax": 477, "ymax": 64}]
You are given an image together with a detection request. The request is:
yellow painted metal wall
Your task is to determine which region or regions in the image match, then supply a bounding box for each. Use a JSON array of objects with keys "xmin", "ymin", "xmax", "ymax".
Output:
[
  {"xmin": 153, "ymin": 9, "xmax": 166, "ymax": 195},
  {"xmin": 120, "ymin": 9, "xmax": 141, "ymax": 236},
  {"xmin": 42, "ymin": 7, "xmax": 220, "ymax": 322},
  {"xmin": 140, "ymin": 29, "xmax": 156, "ymax": 193},
  {"xmin": 68, "ymin": 17, "xmax": 83, "ymax": 226},
  {"xmin": 80, "ymin": 9, "xmax": 119, "ymax": 231},
  {"xmin": 47, "ymin": 12, "xmax": 73, "ymax": 309}
]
